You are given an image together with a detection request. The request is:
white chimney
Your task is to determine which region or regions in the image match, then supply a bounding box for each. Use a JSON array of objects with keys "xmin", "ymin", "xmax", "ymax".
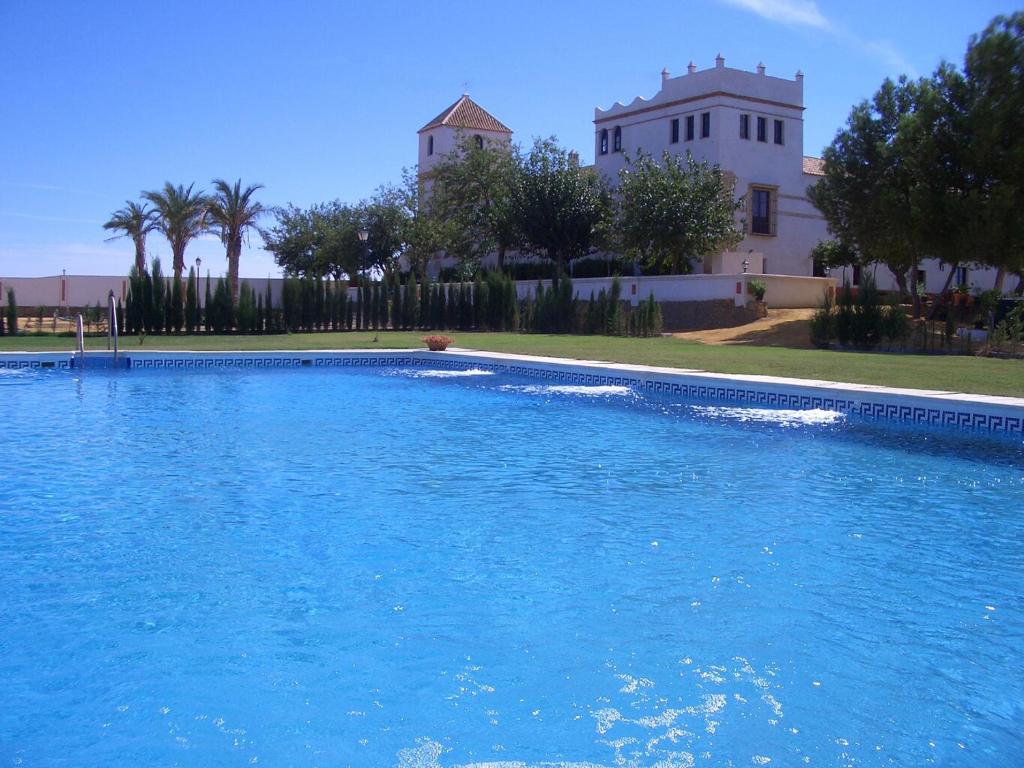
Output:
[
  {"xmin": 795, "ymin": 69, "xmax": 804, "ymax": 81},
  {"xmin": 661, "ymin": 67, "xmax": 670, "ymax": 83},
  {"xmin": 756, "ymin": 62, "xmax": 766, "ymax": 76},
  {"xmin": 715, "ymin": 53, "xmax": 725, "ymax": 68},
  {"xmin": 687, "ymin": 61, "xmax": 697, "ymax": 74}
]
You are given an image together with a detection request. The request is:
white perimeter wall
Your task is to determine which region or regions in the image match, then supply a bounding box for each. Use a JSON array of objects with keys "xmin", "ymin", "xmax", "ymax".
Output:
[{"xmin": 1, "ymin": 273, "xmax": 836, "ymax": 312}]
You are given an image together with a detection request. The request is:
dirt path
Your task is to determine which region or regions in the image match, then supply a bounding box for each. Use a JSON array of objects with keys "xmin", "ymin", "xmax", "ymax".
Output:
[{"xmin": 673, "ymin": 308, "xmax": 816, "ymax": 348}]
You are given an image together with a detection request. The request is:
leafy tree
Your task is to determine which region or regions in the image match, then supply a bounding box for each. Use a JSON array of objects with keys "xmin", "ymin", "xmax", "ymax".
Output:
[
  {"xmin": 260, "ymin": 204, "xmax": 318, "ymax": 276},
  {"xmin": 617, "ymin": 151, "xmax": 743, "ymax": 274},
  {"xmin": 103, "ymin": 201, "xmax": 156, "ymax": 273},
  {"xmin": 509, "ymin": 138, "xmax": 612, "ymax": 279},
  {"xmin": 426, "ymin": 133, "xmax": 521, "ymax": 272},
  {"xmin": 207, "ymin": 178, "xmax": 265, "ymax": 304},
  {"xmin": 808, "ymin": 77, "xmax": 932, "ymax": 314},
  {"xmin": 143, "ymin": 182, "xmax": 209, "ymax": 283},
  {"xmin": 963, "ymin": 12, "xmax": 1024, "ymax": 292}
]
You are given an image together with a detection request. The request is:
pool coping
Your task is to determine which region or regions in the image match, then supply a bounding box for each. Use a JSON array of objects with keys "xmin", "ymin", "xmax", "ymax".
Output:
[{"xmin": 2, "ymin": 348, "xmax": 1023, "ymax": 435}]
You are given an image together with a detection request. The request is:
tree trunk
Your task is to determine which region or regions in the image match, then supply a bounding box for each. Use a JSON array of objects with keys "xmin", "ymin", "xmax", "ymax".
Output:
[
  {"xmin": 993, "ymin": 266, "xmax": 1006, "ymax": 294},
  {"xmin": 134, "ymin": 240, "xmax": 146, "ymax": 274},
  {"xmin": 228, "ymin": 238, "xmax": 241, "ymax": 306},
  {"xmin": 891, "ymin": 268, "xmax": 909, "ymax": 303},
  {"xmin": 1014, "ymin": 273, "xmax": 1024, "ymax": 296},
  {"xmin": 497, "ymin": 244, "xmax": 506, "ymax": 273},
  {"xmin": 172, "ymin": 245, "xmax": 185, "ymax": 284},
  {"xmin": 909, "ymin": 267, "xmax": 921, "ymax": 319}
]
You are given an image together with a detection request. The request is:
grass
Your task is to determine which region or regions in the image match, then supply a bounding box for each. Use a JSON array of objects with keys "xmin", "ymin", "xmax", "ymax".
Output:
[{"xmin": 2, "ymin": 330, "xmax": 1023, "ymax": 397}]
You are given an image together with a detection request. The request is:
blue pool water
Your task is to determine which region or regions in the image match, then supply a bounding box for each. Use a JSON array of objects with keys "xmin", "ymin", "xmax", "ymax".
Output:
[{"xmin": 1, "ymin": 365, "xmax": 1022, "ymax": 767}]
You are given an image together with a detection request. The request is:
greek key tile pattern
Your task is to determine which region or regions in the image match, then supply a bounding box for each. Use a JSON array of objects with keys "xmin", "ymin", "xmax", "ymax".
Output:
[{"xmin": 1, "ymin": 351, "xmax": 1021, "ymax": 435}]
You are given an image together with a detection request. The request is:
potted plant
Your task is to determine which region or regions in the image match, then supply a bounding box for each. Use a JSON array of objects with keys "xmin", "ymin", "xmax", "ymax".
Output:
[{"xmin": 422, "ymin": 334, "xmax": 454, "ymax": 351}]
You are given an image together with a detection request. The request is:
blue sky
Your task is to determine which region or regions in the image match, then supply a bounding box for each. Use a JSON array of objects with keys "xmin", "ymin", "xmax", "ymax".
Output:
[{"xmin": 0, "ymin": 0, "xmax": 1016, "ymax": 278}]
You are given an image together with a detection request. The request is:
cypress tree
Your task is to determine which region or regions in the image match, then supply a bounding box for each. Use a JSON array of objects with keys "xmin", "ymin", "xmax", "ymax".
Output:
[
  {"xmin": 150, "ymin": 259, "xmax": 165, "ymax": 333},
  {"xmin": 370, "ymin": 282, "xmax": 379, "ymax": 330},
  {"xmin": 443, "ymin": 283, "xmax": 454, "ymax": 329},
  {"xmin": 116, "ymin": 297, "xmax": 124, "ymax": 337},
  {"xmin": 391, "ymin": 275, "xmax": 401, "ymax": 330},
  {"xmin": 264, "ymin": 281, "xmax": 274, "ymax": 333},
  {"xmin": 354, "ymin": 282, "xmax": 363, "ymax": 330},
  {"xmin": 185, "ymin": 267, "xmax": 198, "ymax": 333},
  {"xmin": 405, "ymin": 274, "xmax": 417, "ymax": 327},
  {"xmin": 5, "ymin": 288, "xmax": 17, "ymax": 336},
  {"xmin": 171, "ymin": 274, "xmax": 184, "ymax": 332},
  {"xmin": 256, "ymin": 292, "xmax": 264, "ymax": 334},
  {"xmin": 378, "ymin": 281, "xmax": 388, "ymax": 330},
  {"xmin": 420, "ymin": 277, "xmax": 430, "ymax": 328},
  {"xmin": 204, "ymin": 271, "xmax": 213, "ymax": 332}
]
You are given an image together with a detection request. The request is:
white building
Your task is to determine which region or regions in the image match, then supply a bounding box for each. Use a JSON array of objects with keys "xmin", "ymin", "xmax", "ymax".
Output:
[{"xmin": 594, "ymin": 56, "xmax": 828, "ymax": 277}]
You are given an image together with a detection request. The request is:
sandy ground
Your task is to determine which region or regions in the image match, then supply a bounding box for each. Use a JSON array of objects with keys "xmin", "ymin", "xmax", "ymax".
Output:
[{"xmin": 673, "ymin": 308, "xmax": 816, "ymax": 348}]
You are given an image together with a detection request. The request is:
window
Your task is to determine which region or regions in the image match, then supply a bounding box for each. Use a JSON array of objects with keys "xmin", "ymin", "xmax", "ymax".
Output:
[
  {"xmin": 740, "ymin": 114, "xmax": 750, "ymax": 140},
  {"xmin": 474, "ymin": 134, "xmax": 484, "ymax": 149},
  {"xmin": 852, "ymin": 265, "xmax": 862, "ymax": 286},
  {"xmin": 427, "ymin": 135, "xmax": 433, "ymax": 155},
  {"xmin": 954, "ymin": 266, "xmax": 968, "ymax": 287},
  {"xmin": 751, "ymin": 188, "xmax": 773, "ymax": 235},
  {"xmin": 670, "ymin": 118, "xmax": 679, "ymax": 144},
  {"xmin": 756, "ymin": 117, "xmax": 767, "ymax": 142},
  {"xmin": 701, "ymin": 111, "xmax": 710, "ymax": 138},
  {"xmin": 774, "ymin": 120, "xmax": 784, "ymax": 145},
  {"xmin": 685, "ymin": 115, "xmax": 694, "ymax": 141},
  {"xmin": 599, "ymin": 129, "xmax": 608, "ymax": 155},
  {"xmin": 916, "ymin": 269, "xmax": 927, "ymax": 290},
  {"xmin": 613, "ymin": 126, "xmax": 622, "ymax": 152}
]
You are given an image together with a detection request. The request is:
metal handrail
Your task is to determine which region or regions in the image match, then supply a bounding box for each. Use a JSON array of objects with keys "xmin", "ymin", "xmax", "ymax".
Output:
[
  {"xmin": 76, "ymin": 314, "xmax": 85, "ymax": 366},
  {"xmin": 107, "ymin": 291, "xmax": 118, "ymax": 360}
]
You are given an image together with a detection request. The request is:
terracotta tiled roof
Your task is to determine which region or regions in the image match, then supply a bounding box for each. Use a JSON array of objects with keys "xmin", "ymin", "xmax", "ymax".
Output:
[
  {"xmin": 418, "ymin": 95, "xmax": 512, "ymax": 134},
  {"xmin": 802, "ymin": 156, "xmax": 825, "ymax": 176}
]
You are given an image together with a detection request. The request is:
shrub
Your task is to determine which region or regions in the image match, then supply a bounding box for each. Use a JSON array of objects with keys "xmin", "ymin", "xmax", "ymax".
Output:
[
  {"xmin": 748, "ymin": 279, "xmax": 766, "ymax": 302},
  {"xmin": 835, "ymin": 282, "xmax": 855, "ymax": 347},
  {"xmin": 809, "ymin": 291, "xmax": 835, "ymax": 348},
  {"xmin": 852, "ymin": 273, "xmax": 884, "ymax": 350},
  {"xmin": 881, "ymin": 301, "xmax": 910, "ymax": 348}
]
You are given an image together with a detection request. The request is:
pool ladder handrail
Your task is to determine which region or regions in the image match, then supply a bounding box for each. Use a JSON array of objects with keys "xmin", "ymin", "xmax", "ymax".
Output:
[
  {"xmin": 75, "ymin": 313, "xmax": 85, "ymax": 365},
  {"xmin": 106, "ymin": 290, "xmax": 118, "ymax": 361}
]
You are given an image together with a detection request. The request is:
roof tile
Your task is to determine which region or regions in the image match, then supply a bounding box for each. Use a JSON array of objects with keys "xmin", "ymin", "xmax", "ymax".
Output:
[
  {"xmin": 802, "ymin": 156, "xmax": 825, "ymax": 176},
  {"xmin": 419, "ymin": 95, "xmax": 512, "ymax": 134}
]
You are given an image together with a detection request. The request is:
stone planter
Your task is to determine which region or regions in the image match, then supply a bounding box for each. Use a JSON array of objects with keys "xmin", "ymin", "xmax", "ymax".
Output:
[{"xmin": 422, "ymin": 335, "xmax": 454, "ymax": 351}]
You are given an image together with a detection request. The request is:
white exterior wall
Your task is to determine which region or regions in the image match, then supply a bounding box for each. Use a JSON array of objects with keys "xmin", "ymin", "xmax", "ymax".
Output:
[
  {"xmin": 0, "ymin": 274, "xmax": 311, "ymax": 309},
  {"xmin": 418, "ymin": 126, "xmax": 511, "ymax": 178},
  {"xmin": 594, "ymin": 59, "xmax": 829, "ymax": 278},
  {"xmin": 516, "ymin": 274, "xmax": 834, "ymax": 309},
  {"xmin": 830, "ymin": 262, "xmax": 1003, "ymax": 295}
]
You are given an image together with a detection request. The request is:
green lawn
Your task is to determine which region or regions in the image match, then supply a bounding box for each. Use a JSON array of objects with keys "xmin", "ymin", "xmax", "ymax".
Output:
[{"xmin": 2, "ymin": 331, "xmax": 1023, "ymax": 397}]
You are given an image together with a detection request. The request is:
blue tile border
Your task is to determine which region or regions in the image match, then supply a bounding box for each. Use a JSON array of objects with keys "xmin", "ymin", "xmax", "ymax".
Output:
[{"xmin": 2, "ymin": 349, "xmax": 1022, "ymax": 436}]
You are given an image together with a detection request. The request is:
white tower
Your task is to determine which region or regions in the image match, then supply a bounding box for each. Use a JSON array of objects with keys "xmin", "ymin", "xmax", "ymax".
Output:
[{"xmin": 417, "ymin": 94, "xmax": 512, "ymax": 177}]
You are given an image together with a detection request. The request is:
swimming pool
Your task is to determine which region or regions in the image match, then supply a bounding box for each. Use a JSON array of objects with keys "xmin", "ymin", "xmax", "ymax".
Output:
[{"xmin": 1, "ymin": 363, "xmax": 1022, "ymax": 767}]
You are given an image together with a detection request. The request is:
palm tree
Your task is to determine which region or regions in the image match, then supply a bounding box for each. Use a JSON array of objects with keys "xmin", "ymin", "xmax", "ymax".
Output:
[
  {"xmin": 143, "ymin": 182, "xmax": 209, "ymax": 283},
  {"xmin": 103, "ymin": 201, "xmax": 156, "ymax": 273},
  {"xmin": 207, "ymin": 178, "xmax": 265, "ymax": 304}
]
